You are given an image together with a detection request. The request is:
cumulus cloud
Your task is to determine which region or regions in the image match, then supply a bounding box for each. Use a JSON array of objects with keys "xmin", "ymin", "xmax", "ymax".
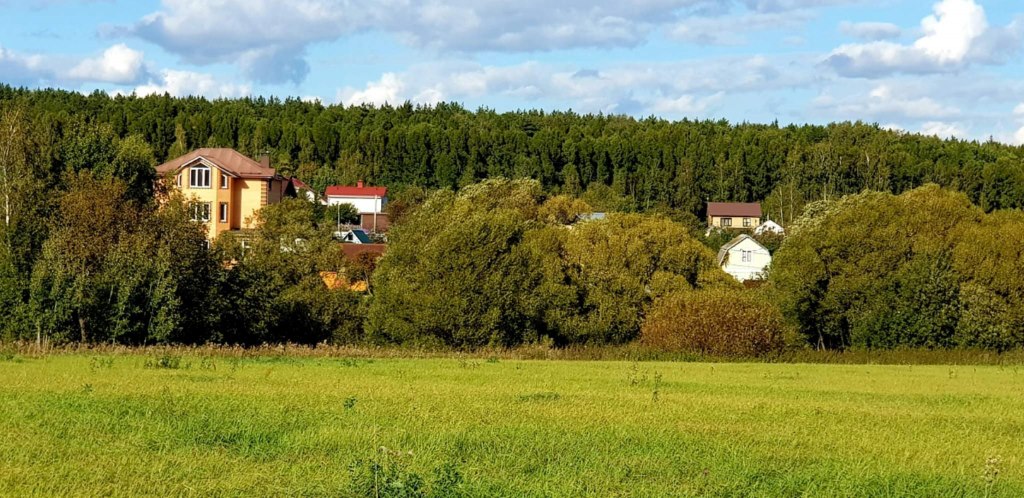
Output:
[
  {"xmin": 68, "ymin": 44, "xmax": 146, "ymax": 84},
  {"xmin": 814, "ymin": 82, "xmax": 960, "ymax": 121},
  {"xmin": 670, "ymin": 10, "xmax": 813, "ymax": 45},
  {"xmin": 333, "ymin": 55, "xmax": 814, "ymax": 118},
  {"xmin": 125, "ymin": 0, "xmax": 866, "ymax": 83},
  {"xmin": 1, "ymin": 43, "xmax": 151, "ymax": 85},
  {"xmin": 838, "ymin": 21, "xmax": 900, "ymax": 40},
  {"xmin": 133, "ymin": 69, "xmax": 250, "ymax": 98},
  {"xmin": 920, "ymin": 120, "xmax": 966, "ymax": 139},
  {"xmin": 823, "ymin": 0, "xmax": 1019, "ymax": 77},
  {"xmin": 0, "ymin": 45, "xmax": 53, "ymax": 85}
]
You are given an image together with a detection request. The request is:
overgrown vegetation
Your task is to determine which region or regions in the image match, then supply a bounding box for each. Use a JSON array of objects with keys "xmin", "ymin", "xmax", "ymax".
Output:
[{"xmin": 771, "ymin": 185, "xmax": 1024, "ymax": 351}]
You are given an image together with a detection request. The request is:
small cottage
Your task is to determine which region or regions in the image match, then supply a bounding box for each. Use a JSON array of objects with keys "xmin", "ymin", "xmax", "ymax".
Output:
[
  {"xmin": 707, "ymin": 202, "xmax": 762, "ymax": 230},
  {"xmin": 717, "ymin": 234, "xmax": 771, "ymax": 282}
]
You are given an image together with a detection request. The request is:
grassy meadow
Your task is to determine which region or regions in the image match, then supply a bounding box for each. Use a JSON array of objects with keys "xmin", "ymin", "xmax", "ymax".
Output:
[{"xmin": 1, "ymin": 352, "xmax": 1022, "ymax": 496}]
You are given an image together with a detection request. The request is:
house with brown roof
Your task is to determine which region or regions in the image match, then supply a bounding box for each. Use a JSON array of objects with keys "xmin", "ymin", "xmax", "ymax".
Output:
[
  {"xmin": 324, "ymin": 181, "xmax": 390, "ymax": 233},
  {"xmin": 707, "ymin": 202, "xmax": 762, "ymax": 230},
  {"xmin": 156, "ymin": 148, "xmax": 290, "ymax": 240}
]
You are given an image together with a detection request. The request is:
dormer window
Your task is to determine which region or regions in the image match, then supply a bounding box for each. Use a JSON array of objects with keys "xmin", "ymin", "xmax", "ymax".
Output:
[{"xmin": 190, "ymin": 164, "xmax": 211, "ymax": 188}]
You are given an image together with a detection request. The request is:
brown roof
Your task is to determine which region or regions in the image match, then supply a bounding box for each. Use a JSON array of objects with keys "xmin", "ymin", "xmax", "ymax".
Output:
[
  {"xmin": 340, "ymin": 243, "xmax": 387, "ymax": 260},
  {"xmin": 707, "ymin": 202, "xmax": 762, "ymax": 218},
  {"xmin": 156, "ymin": 148, "xmax": 277, "ymax": 179}
]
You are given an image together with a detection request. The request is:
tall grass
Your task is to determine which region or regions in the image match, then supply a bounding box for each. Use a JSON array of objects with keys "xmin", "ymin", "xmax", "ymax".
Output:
[
  {"xmin": 5, "ymin": 340, "xmax": 1024, "ymax": 365},
  {"xmin": 1, "ymin": 354, "xmax": 1022, "ymax": 496}
]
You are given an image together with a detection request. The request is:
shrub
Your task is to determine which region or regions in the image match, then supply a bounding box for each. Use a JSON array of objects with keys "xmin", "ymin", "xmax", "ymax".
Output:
[{"xmin": 640, "ymin": 288, "xmax": 789, "ymax": 357}]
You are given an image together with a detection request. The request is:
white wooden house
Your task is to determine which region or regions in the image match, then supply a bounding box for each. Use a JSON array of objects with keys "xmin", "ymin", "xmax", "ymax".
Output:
[{"xmin": 717, "ymin": 234, "xmax": 772, "ymax": 282}]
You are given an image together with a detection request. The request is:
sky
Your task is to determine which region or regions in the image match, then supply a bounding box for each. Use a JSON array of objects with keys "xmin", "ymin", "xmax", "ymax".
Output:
[{"xmin": 1, "ymin": 0, "xmax": 1023, "ymax": 143}]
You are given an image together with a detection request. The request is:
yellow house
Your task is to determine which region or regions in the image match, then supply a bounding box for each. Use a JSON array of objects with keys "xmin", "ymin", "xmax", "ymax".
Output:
[
  {"xmin": 706, "ymin": 202, "xmax": 762, "ymax": 230},
  {"xmin": 156, "ymin": 148, "xmax": 289, "ymax": 240}
]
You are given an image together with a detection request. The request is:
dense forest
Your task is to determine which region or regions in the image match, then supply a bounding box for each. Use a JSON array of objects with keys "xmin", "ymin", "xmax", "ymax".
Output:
[
  {"xmin": 3, "ymin": 84, "xmax": 1024, "ymax": 224},
  {"xmin": 2, "ymin": 86, "xmax": 1024, "ymax": 352}
]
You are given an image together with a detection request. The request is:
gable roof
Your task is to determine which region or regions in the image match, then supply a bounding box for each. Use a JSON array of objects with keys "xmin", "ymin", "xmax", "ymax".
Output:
[
  {"xmin": 707, "ymin": 202, "xmax": 762, "ymax": 218},
  {"xmin": 341, "ymin": 229, "xmax": 372, "ymax": 244},
  {"xmin": 325, "ymin": 184, "xmax": 388, "ymax": 198},
  {"xmin": 156, "ymin": 148, "xmax": 277, "ymax": 179},
  {"xmin": 717, "ymin": 234, "xmax": 768, "ymax": 265}
]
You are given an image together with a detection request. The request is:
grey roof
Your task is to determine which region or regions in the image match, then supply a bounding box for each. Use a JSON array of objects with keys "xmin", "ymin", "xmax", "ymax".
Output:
[{"xmin": 717, "ymin": 234, "xmax": 765, "ymax": 265}]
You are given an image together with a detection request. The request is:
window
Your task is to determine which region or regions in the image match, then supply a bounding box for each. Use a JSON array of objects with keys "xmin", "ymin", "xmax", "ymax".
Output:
[
  {"xmin": 176, "ymin": 174, "xmax": 181, "ymax": 187},
  {"xmin": 721, "ymin": 217, "xmax": 732, "ymax": 227},
  {"xmin": 741, "ymin": 250, "xmax": 752, "ymax": 263},
  {"xmin": 220, "ymin": 173, "xmax": 229, "ymax": 189},
  {"xmin": 190, "ymin": 202, "xmax": 211, "ymax": 222},
  {"xmin": 219, "ymin": 202, "xmax": 228, "ymax": 223},
  {"xmin": 189, "ymin": 164, "xmax": 211, "ymax": 188},
  {"xmin": 743, "ymin": 218, "xmax": 752, "ymax": 227}
]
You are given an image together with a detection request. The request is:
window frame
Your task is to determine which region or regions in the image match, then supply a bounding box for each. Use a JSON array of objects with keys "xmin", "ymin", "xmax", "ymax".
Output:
[
  {"xmin": 721, "ymin": 217, "xmax": 732, "ymax": 227},
  {"xmin": 190, "ymin": 202, "xmax": 211, "ymax": 222},
  {"xmin": 743, "ymin": 217, "xmax": 752, "ymax": 227},
  {"xmin": 741, "ymin": 250, "xmax": 752, "ymax": 263},
  {"xmin": 189, "ymin": 164, "xmax": 211, "ymax": 188},
  {"xmin": 220, "ymin": 173, "xmax": 229, "ymax": 189},
  {"xmin": 219, "ymin": 202, "xmax": 228, "ymax": 223}
]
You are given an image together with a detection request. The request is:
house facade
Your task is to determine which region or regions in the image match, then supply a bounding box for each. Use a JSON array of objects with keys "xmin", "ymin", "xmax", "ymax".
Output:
[
  {"xmin": 156, "ymin": 148, "xmax": 288, "ymax": 240},
  {"xmin": 324, "ymin": 181, "xmax": 390, "ymax": 233},
  {"xmin": 707, "ymin": 202, "xmax": 762, "ymax": 230},
  {"xmin": 717, "ymin": 234, "xmax": 772, "ymax": 282}
]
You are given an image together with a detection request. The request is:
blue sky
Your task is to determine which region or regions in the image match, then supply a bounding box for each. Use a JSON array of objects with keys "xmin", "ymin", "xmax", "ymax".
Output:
[{"xmin": 2, "ymin": 0, "xmax": 1023, "ymax": 143}]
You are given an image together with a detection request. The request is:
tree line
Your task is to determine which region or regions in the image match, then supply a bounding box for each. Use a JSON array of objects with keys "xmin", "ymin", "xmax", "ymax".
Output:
[
  {"xmin": 3, "ymin": 84, "xmax": 1024, "ymax": 223},
  {"xmin": 3, "ymin": 87, "xmax": 1024, "ymax": 352}
]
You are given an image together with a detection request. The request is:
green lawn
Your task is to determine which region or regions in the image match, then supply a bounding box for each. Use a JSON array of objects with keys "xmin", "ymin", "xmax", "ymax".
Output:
[{"xmin": 1, "ymin": 354, "xmax": 1022, "ymax": 496}]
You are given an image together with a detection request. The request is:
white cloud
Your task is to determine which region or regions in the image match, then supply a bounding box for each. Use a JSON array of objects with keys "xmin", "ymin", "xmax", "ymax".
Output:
[
  {"xmin": 839, "ymin": 21, "xmax": 901, "ymax": 40},
  {"xmin": 1014, "ymin": 126, "xmax": 1024, "ymax": 145},
  {"xmin": 920, "ymin": 120, "xmax": 966, "ymax": 139},
  {"xmin": 68, "ymin": 44, "xmax": 146, "ymax": 84},
  {"xmin": 1, "ymin": 43, "xmax": 150, "ymax": 86},
  {"xmin": 0, "ymin": 45, "xmax": 53, "ymax": 85},
  {"xmin": 670, "ymin": 10, "xmax": 812, "ymax": 45},
  {"xmin": 824, "ymin": 0, "xmax": 1012, "ymax": 77},
  {"xmin": 648, "ymin": 92, "xmax": 725, "ymax": 114},
  {"xmin": 332, "ymin": 55, "xmax": 812, "ymax": 118},
  {"xmin": 134, "ymin": 70, "xmax": 250, "ymax": 98},
  {"xmin": 814, "ymin": 82, "xmax": 959, "ymax": 123},
  {"xmin": 337, "ymin": 73, "xmax": 405, "ymax": 106},
  {"xmin": 126, "ymin": 0, "xmax": 867, "ymax": 83}
]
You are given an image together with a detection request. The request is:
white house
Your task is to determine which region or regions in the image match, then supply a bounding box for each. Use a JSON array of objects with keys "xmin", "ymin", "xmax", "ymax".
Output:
[
  {"xmin": 754, "ymin": 219, "xmax": 784, "ymax": 236},
  {"xmin": 324, "ymin": 181, "xmax": 390, "ymax": 233},
  {"xmin": 717, "ymin": 234, "xmax": 772, "ymax": 282}
]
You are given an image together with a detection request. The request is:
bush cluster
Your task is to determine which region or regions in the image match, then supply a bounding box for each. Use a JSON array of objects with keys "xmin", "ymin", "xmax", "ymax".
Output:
[{"xmin": 641, "ymin": 289, "xmax": 789, "ymax": 357}]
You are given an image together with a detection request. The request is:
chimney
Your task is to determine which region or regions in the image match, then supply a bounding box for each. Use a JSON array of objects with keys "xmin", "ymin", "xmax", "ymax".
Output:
[
  {"xmin": 259, "ymin": 154, "xmax": 270, "ymax": 169},
  {"xmin": 357, "ymin": 180, "xmax": 364, "ymax": 188}
]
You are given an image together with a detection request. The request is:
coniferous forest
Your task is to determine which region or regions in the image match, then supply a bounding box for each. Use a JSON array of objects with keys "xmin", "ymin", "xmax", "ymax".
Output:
[{"xmin": 2, "ymin": 85, "xmax": 1024, "ymax": 351}]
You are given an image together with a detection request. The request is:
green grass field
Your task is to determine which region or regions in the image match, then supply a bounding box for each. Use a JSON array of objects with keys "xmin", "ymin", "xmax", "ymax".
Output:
[{"xmin": 1, "ymin": 353, "xmax": 1022, "ymax": 496}]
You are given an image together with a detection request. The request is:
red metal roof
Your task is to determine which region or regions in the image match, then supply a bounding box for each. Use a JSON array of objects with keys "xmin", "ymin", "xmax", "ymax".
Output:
[
  {"xmin": 325, "ymin": 184, "xmax": 388, "ymax": 198},
  {"xmin": 707, "ymin": 202, "xmax": 762, "ymax": 218}
]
